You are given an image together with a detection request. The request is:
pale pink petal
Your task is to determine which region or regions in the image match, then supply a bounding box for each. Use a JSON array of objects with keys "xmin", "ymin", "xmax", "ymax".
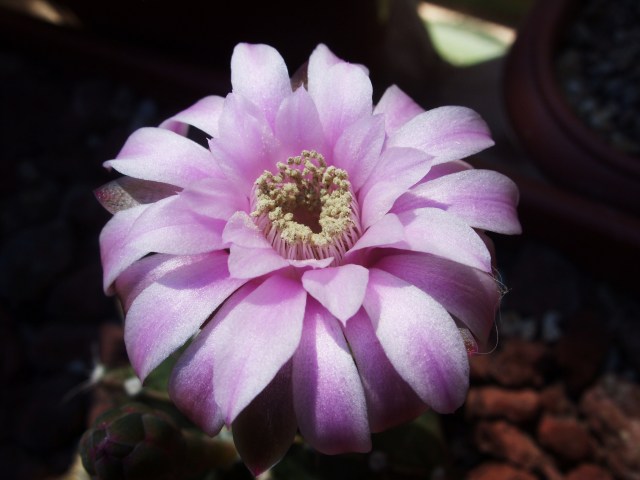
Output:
[
  {"xmin": 344, "ymin": 309, "xmax": 427, "ymax": 432},
  {"xmin": 180, "ymin": 177, "xmax": 249, "ymax": 221},
  {"xmin": 102, "ymin": 196, "xmax": 226, "ymax": 289},
  {"xmin": 388, "ymin": 106, "xmax": 494, "ymax": 164},
  {"xmin": 125, "ymin": 251, "xmax": 245, "ymax": 380},
  {"xmin": 392, "ymin": 170, "xmax": 521, "ymax": 234},
  {"xmin": 332, "ymin": 114, "xmax": 385, "ymax": 191},
  {"xmin": 373, "ymin": 85, "xmax": 424, "ymax": 135},
  {"xmin": 94, "ymin": 177, "xmax": 179, "ymax": 215},
  {"xmin": 99, "ymin": 203, "xmax": 150, "ymax": 293},
  {"xmin": 211, "ymin": 275, "xmax": 307, "ymax": 423},
  {"xmin": 231, "ymin": 43, "xmax": 292, "ymax": 126},
  {"xmin": 364, "ymin": 268, "xmax": 470, "ymax": 413},
  {"xmin": 293, "ymin": 300, "xmax": 371, "ymax": 454},
  {"xmin": 301, "ymin": 264, "xmax": 369, "ymax": 323},
  {"xmin": 358, "ymin": 147, "xmax": 433, "ymax": 228},
  {"xmin": 159, "ymin": 95, "xmax": 224, "ymax": 138},
  {"xmin": 309, "ymin": 61, "xmax": 373, "ymax": 145},
  {"xmin": 306, "ymin": 44, "xmax": 343, "ymax": 92},
  {"xmin": 168, "ymin": 346, "xmax": 225, "ymax": 436},
  {"xmin": 345, "ymin": 213, "xmax": 405, "ymax": 258},
  {"xmin": 209, "ymin": 93, "xmax": 278, "ymax": 192},
  {"xmin": 222, "ymin": 211, "xmax": 272, "ymax": 249},
  {"xmin": 115, "ymin": 253, "xmax": 206, "ymax": 312},
  {"xmin": 375, "ymin": 252, "xmax": 500, "ymax": 342},
  {"xmin": 227, "ymin": 245, "xmax": 289, "ymax": 279},
  {"xmin": 397, "ymin": 208, "xmax": 492, "ymax": 272},
  {"xmin": 232, "ymin": 363, "xmax": 297, "ymax": 476},
  {"xmin": 104, "ymin": 128, "xmax": 214, "ymax": 187},
  {"xmin": 274, "ymin": 87, "xmax": 329, "ymax": 161}
]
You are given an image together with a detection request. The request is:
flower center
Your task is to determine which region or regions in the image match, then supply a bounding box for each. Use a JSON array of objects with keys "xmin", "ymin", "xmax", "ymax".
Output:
[{"xmin": 251, "ymin": 150, "xmax": 361, "ymax": 263}]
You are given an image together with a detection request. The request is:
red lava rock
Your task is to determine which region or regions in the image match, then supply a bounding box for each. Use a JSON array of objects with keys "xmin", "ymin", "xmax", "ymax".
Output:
[
  {"xmin": 540, "ymin": 383, "xmax": 577, "ymax": 416},
  {"xmin": 554, "ymin": 310, "xmax": 611, "ymax": 394},
  {"xmin": 580, "ymin": 376, "xmax": 640, "ymax": 480},
  {"xmin": 470, "ymin": 354, "xmax": 492, "ymax": 382},
  {"xmin": 99, "ymin": 322, "xmax": 127, "ymax": 367},
  {"xmin": 474, "ymin": 420, "xmax": 561, "ymax": 478},
  {"xmin": 537, "ymin": 413, "xmax": 594, "ymax": 463},
  {"xmin": 466, "ymin": 387, "xmax": 541, "ymax": 423},
  {"xmin": 489, "ymin": 339, "xmax": 548, "ymax": 388},
  {"xmin": 565, "ymin": 463, "xmax": 614, "ymax": 480},
  {"xmin": 466, "ymin": 462, "xmax": 537, "ymax": 480}
]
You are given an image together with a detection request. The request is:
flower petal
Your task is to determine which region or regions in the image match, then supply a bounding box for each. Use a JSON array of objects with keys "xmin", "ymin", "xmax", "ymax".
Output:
[
  {"xmin": 211, "ymin": 275, "xmax": 307, "ymax": 423},
  {"xmin": 115, "ymin": 253, "xmax": 206, "ymax": 312},
  {"xmin": 388, "ymin": 106, "xmax": 494, "ymax": 164},
  {"xmin": 231, "ymin": 43, "xmax": 292, "ymax": 126},
  {"xmin": 293, "ymin": 300, "xmax": 371, "ymax": 454},
  {"xmin": 232, "ymin": 363, "xmax": 297, "ymax": 476},
  {"xmin": 209, "ymin": 93, "xmax": 278, "ymax": 192},
  {"xmin": 168, "ymin": 313, "xmax": 234, "ymax": 436},
  {"xmin": 125, "ymin": 251, "xmax": 245, "ymax": 380},
  {"xmin": 104, "ymin": 128, "xmax": 214, "ymax": 187},
  {"xmin": 344, "ymin": 309, "xmax": 427, "ymax": 432},
  {"xmin": 307, "ymin": 44, "xmax": 343, "ymax": 91},
  {"xmin": 375, "ymin": 252, "xmax": 500, "ymax": 342},
  {"xmin": 301, "ymin": 264, "xmax": 369, "ymax": 324},
  {"xmin": 102, "ymin": 196, "xmax": 226, "ymax": 289},
  {"xmin": 346, "ymin": 213, "xmax": 405, "ymax": 258},
  {"xmin": 373, "ymin": 85, "xmax": 424, "ymax": 135},
  {"xmin": 397, "ymin": 208, "xmax": 492, "ymax": 272},
  {"xmin": 364, "ymin": 268, "xmax": 469, "ymax": 413},
  {"xmin": 358, "ymin": 147, "xmax": 433, "ymax": 228},
  {"xmin": 159, "ymin": 95, "xmax": 224, "ymax": 138},
  {"xmin": 332, "ymin": 114, "xmax": 385, "ymax": 191},
  {"xmin": 99, "ymin": 203, "xmax": 150, "ymax": 293},
  {"xmin": 393, "ymin": 170, "xmax": 521, "ymax": 234},
  {"xmin": 309, "ymin": 61, "xmax": 373, "ymax": 145},
  {"xmin": 274, "ymin": 87, "xmax": 329, "ymax": 161},
  {"xmin": 180, "ymin": 177, "xmax": 250, "ymax": 221}
]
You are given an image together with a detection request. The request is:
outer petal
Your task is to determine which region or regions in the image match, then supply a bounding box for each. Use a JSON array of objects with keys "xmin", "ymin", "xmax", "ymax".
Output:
[
  {"xmin": 345, "ymin": 213, "xmax": 405, "ymax": 257},
  {"xmin": 232, "ymin": 363, "xmax": 297, "ymax": 476},
  {"xmin": 358, "ymin": 147, "xmax": 433, "ymax": 229},
  {"xmin": 373, "ymin": 85, "xmax": 424, "ymax": 135},
  {"xmin": 307, "ymin": 44, "xmax": 343, "ymax": 92},
  {"xmin": 397, "ymin": 208, "xmax": 492, "ymax": 272},
  {"xmin": 95, "ymin": 177, "xmax": 178, "ymax": 215},
  {"xmin": 375, "ymin": 252, "xmax": 500, "ymax": 342},
  {"xmin": 209, "ymin": 93, "xmax": 278, "ymax": 192},
  {"xmin": 388, "ymin": 106, "xmax": 494, "ymax": 164},
  {"xmin": 180, "ymin": 177, "xmax": 250, "ymax": 221},
  {"xmin": 211, "ymin": 275, "xmax": 307, "ymax": 423},
  {"xmin": 274, "ymin": 87, "xmax": 329, "ymax": 161},
  {"xmin": 168, "ymin": 337, "xmax": 225, "ymax": 436},
  {"xmin": 159, "ymin": 95, "xmax": 224, "ymax": 138},
  {"xmin": 115, "ymin": 253, "xmax": 206, "ymax": 312},
  {"xmin": 309, "ymin": 61, "xmax": 373, "ymax": 145},
  {"xmin": 231, "ymin": 43, "xmax": 292, "ymax": 126},
  {"xmin": 293, "ymin": 300, "xmax": 371, "ymax": 454},
  {"xmin": 301, "ymin": 264, "xmax": 369, "ymax": 324},
  {"xmin": 364, "ymin": 269, "xmax": 470, "ymax": 413},
  {"xmin": 102, "ymin": 196, "xmax": 226, "ymax": 289},
  {"xmin": 392, "ymin": 170, "xmax": 521, "ymax": 234},
  {"xmin": 99, "ymin": 203, "xmax": 150, "ymax": 293},
  {"xmin": 332, "ymin": 114, "xmax": 385, "ymax": 191},
  {"xmin": 104, "ymin": 128, "xmax": 214, "ymax": 188},
  {"xmin": 125, "ymin": 251, "xmax": 245, "ymax": 380},
  {"xmin": 344, "ymin": 309, "xmax": 427, "ymax": 432}
]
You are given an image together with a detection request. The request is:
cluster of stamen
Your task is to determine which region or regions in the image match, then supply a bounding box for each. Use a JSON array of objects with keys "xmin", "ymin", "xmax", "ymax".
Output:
[{"xmin": 252, "ymin": 151, "xmax": 361, "ymax": 263}]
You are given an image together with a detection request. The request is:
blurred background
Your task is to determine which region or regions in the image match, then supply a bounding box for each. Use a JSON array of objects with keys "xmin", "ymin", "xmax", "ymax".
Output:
[{"xmin": 1, "ymin": 0, "xmax": 639, "ymax": 479}]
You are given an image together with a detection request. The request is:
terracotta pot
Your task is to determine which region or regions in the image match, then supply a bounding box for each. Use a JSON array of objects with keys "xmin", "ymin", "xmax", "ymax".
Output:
[{"xmin": 504, "ymin": 0, "xmax": 640, "ymax": 215}]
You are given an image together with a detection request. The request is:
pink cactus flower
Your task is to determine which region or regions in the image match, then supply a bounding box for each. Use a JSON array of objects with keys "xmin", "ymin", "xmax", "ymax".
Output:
[{"xmin": 96, "ymin": 43, "xmax": 520, "ymax": 475}]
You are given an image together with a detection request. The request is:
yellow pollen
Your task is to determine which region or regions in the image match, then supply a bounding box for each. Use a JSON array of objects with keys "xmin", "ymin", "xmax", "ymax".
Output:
[{"xmin": 251, "ymin": 150, "xmax": 361, "ymax": 262}]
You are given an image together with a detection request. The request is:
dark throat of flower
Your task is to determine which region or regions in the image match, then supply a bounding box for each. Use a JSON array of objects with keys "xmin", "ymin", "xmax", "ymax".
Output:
[{"xmin": 251, "ymin": 150, "xmax": 361, "ymax": 264}]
